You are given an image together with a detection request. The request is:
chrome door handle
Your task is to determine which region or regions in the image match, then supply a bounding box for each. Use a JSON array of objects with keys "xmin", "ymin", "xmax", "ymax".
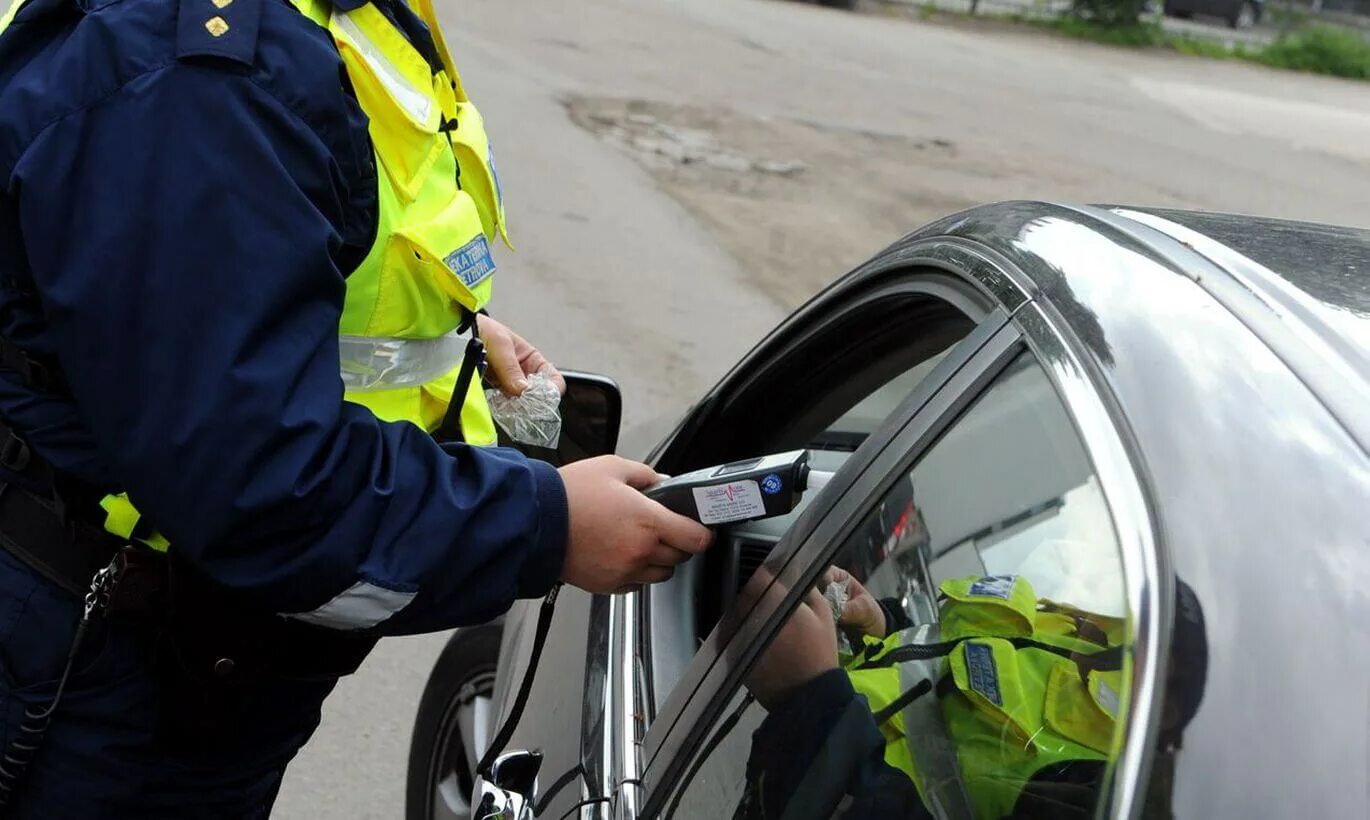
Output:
[{"xmin": 472, "ymin": 749, "xmax": 542, "ymax": 820}]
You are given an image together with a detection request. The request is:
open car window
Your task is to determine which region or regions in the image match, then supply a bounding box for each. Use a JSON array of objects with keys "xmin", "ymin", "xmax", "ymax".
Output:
[
  {"xmin": 644, "ymin": 279, "xmax": 988, "ymax": 717},
  {"xmin": 658, "ymin": 351, "xmax": 1131, "ymax": 820}
]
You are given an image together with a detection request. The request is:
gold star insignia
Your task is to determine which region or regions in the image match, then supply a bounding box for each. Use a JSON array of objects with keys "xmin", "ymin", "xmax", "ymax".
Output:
[
  {"xmin": 205, "ymin": 16, "xmax": 229, "ymax": 37},
  {"xmin": 212, "ymin": 0, "xmax": 233, "ymax": 7}
]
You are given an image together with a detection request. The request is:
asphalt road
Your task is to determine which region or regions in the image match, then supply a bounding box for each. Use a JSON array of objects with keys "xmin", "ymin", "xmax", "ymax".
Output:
[{"xmin": 273, "ymin": 1, "xmax": 1370, "ymax": 816}]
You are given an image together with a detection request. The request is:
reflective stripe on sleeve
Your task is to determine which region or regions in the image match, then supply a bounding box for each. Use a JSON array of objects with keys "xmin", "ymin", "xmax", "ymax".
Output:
[{"xmin": 285, "ymin": 580, "xmax": 417, "ymax": 630}]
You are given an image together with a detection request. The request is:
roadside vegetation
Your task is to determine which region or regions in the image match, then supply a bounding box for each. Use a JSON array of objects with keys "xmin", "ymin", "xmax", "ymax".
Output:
[
  {"xmin": 1041, "ymin": 1, "xmax": 1370, "ymax": 80},
  {"xmin": 881, "ymin": 0, "xmax": 1370, "ymax": 81}
]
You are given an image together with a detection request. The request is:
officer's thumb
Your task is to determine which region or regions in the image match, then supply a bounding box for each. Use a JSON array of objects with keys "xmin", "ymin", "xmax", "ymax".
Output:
[{"xmin": 491, "ymin": 358, "xmax": 527, "ymax": 397}]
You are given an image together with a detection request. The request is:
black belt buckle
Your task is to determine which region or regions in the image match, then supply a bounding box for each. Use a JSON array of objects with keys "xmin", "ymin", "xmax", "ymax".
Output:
[
  {"xmin": 0, "ymin": 431, "xmax": 30, "ymax": 473},
  {"xmin": 108, "ymin": 547, "xmax": 166, "ymax": 613}
]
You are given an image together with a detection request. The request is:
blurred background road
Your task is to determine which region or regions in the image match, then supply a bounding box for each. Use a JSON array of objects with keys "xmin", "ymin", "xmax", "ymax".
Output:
[{"xmin": 274, "ymin": 0, "xmax": 1370, "ymax": 815}]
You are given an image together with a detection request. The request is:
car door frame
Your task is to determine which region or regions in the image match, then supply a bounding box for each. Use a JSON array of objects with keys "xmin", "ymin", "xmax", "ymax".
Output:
[
  {"xmin": 572, "ymin": 239, "xmax": 1024, "ymax": 817},
  {"xmin": 627, "ymin": 237, "xmax": 1169, "ymax": 819}
]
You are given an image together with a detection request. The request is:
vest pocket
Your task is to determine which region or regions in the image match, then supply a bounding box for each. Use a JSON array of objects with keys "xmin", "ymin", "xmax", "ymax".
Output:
[
  {"xmin": 372, "ymin": 194, "xmax": 494, "ymax": 337},
  {"xmin": 329, "ymin": 7, "xmax": 447, "ymax": 201},
  {"xmin": 446, "ymin": 100, "xmax": 507, "ymax": 242},
  {"xmin": 945, "ymin": 639, "xmax": 1037, "ymax": 746},
  {"xmin": 939, "ymin": 575, "xmax": 1038, "ymax": 641},
  {"xmin": 1042, "ymin": 661, "xmax": 1121, "ymax": 755}
]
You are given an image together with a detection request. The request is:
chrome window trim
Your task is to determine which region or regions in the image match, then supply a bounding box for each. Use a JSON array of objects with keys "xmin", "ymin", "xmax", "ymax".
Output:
[
  {"xmin": 871, "ymin": 235, "xmax": 1035, "ymax": 313},
  {"xmin": 1013, "ymin": 303, "xmax": 1167, "ymax": 820},
  {"xmin": 605, "ymin": 590, "xmax": 646, "ymax": 819}
]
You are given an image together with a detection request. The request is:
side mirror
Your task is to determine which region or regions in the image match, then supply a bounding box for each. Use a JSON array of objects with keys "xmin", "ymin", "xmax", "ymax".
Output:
[{"xmin": 503, "ymin": 371, "xmax": 622, "ymax": 467}]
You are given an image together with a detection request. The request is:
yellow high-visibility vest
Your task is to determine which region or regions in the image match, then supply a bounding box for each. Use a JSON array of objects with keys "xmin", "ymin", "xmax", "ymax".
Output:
[
  {"xmin": 0, "ymin": 0, "xmax": 509, "ymax": 548},
  {"xmin": 292, "ymin": 0, "xmax": 506, "ymax": 444}
]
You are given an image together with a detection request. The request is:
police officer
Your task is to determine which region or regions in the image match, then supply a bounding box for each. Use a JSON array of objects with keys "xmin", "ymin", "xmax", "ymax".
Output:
[{"xmin": 0, "ymin": 0, "xmax": 712, "ymax": 814}]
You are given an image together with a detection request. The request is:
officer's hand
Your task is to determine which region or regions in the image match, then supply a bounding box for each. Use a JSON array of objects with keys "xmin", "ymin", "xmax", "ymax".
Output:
[
  {"xmin": 746, "ymin": 586, "xmax": 840, "ymax": 710},
  {"xmin": 477, "ymin": 314, "xmax": 567, "ymax": 397},
  {"xmin": 823, "ymin": 566, "xmax": 887, "ymax": 638},
  {"xmin": 559, "ymin": 456, "xmax": 713, "ymax": 594}
]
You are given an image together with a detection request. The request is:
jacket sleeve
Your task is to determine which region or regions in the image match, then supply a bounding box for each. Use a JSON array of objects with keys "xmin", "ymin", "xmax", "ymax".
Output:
[
  {"xmin": 9, "ymin": 62, "xmax": 567, "ymax": 635},
  {"xmin": 741, "ymin": 670, "xmax": 931, "ymax": 820}
]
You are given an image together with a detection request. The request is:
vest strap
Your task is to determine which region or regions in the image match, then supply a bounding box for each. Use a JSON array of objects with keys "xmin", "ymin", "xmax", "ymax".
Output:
[
  {"xmin": 0, "ymin": 335, "xmax": 68, "ymax": 395},
  {"xmin": 433, "ymin": 335, "xmax": 486, "ymax": 443},
  {"xmin": 872, "ymin": 676, "xmax": 932, "ymax": 726},
  {"xmin": 856, "ymin": 634, "xmax": 1119, "ymax": 673}
]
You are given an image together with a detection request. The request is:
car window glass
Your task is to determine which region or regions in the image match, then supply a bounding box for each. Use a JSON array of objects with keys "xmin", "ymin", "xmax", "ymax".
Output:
[{"xmin": 660, "ymin": 352, "xmax": 1131, "ymax": 820}]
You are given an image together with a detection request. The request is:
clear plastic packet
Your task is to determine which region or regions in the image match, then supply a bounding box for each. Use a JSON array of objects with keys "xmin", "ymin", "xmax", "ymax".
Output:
[
  {"xmin": 824, "ymin": 576, "xmax": 853, "ymax": 654},
  {"xmin": 486, "ymin": 371, "xmax": 562, "ymax": 449}
]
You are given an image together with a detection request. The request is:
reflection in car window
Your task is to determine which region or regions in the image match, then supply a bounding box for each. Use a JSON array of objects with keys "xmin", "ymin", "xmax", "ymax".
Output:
[
  {"xmin": 822, "ymin": 350, "xmax": 953, "ymax": 444},
  {"xmin": 664, "ymin": 353, "xmax": 1130, "ymax": 820}
]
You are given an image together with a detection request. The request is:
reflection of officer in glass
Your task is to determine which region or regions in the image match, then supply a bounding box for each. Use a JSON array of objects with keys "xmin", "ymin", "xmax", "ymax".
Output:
[{"xmin": 739, "ymin": 568, "xmax": 1208, "ymax": 820}]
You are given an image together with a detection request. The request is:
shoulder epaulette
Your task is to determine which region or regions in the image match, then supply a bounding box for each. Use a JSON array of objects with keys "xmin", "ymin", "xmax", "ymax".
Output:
[{"xmin": 176, "ymin": 0, "xmax": 263, "ymax": 67}]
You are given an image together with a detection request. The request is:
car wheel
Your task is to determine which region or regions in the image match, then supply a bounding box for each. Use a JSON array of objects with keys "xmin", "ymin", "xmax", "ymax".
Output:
[
  {"xmin": 1230, "ymin": 1, "xmax": 1256, "ymax": 27},
  {"xmin": 405, "ymin": 624, "xmax": 502, "ymax": 820}
]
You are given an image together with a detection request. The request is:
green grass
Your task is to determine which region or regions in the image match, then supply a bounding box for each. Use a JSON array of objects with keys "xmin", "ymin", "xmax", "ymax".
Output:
[
  {"xmin": 1256, "ymin": 25, "xmax": 1370, "ymax": 79},
  {"xmin": 1044, "ymin": 17, "xmax": 1165, "ymax": 47},
  {"xmin": 1035, "ymin": 17, "xmax": 1370, "ymax": 81}
]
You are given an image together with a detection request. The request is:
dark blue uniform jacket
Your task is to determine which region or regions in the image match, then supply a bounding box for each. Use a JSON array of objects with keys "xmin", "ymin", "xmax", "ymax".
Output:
[{"xmin": 0, "ymin": 0, "xmax": 567, "ymax": 634}]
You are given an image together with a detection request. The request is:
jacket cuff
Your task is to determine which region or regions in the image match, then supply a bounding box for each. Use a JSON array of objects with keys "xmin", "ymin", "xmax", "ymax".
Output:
[{"xmin": 517, "ymin": 457, "xmax": 568, "ymax": 597}]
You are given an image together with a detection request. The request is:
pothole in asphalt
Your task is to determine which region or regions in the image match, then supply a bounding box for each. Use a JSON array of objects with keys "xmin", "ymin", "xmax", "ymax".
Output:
[{"xmin": 564, "ymin": 96, "xmax": 1017, "ymax": 306}]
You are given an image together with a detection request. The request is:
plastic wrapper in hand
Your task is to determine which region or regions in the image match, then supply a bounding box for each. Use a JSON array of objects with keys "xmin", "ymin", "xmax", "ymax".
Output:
[
  {"xmin": 486, "ymin": 371, "xmax": 563, "ymax": 449},
  {"xmin": 824, "ymin": 576, "xmax": 853, "ymax": 654}
]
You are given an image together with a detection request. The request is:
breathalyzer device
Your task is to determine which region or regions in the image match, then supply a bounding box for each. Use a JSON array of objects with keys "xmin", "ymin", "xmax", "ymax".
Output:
[{"xmin": 643, "ymin": 450, "xmax": 811, "ymax": 526}]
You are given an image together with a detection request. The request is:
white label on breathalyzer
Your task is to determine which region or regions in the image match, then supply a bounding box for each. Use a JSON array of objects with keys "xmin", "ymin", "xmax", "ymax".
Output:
[{"xmin": 692, "ymin": 480, "xmax": 765, "ymax": 525}]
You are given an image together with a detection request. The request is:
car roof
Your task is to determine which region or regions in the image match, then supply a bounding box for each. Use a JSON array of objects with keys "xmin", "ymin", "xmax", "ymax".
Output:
[
  {"xmin": 1115, "ymin": 207, "xmax": 1370, "ymax": 390},
  {"xmin": 1131, "ymin": 209, "xmax": 1370, "ymax": 321},
  {"xmin": 915, "ymin": 201, "xmax": 1370, "ymax": 452}
]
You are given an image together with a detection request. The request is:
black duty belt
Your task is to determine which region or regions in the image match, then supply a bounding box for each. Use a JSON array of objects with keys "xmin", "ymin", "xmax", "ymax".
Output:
[{"xmin": 0, "ymin": 479, "xmax": 125, "ymax": 598}]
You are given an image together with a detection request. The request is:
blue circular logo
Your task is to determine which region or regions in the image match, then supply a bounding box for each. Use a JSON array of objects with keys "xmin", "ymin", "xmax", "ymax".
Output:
[{"xmin": 760, "ymin": 473, "xmax": 783, "ymax": 495}]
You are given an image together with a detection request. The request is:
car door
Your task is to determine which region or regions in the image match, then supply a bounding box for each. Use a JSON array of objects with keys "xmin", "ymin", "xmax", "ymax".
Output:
[
  {"xmin": 630, "ymin": 293, "xmax": 1164, "ymax": 819},
  {"xmin": 534, "ymin": 239, "xmax": 1022, "ymax": 819}
]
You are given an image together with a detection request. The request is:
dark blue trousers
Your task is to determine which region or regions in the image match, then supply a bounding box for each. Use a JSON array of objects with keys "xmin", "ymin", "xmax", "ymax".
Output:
[{"xmin": 0, "ymin": 549, "xmax": 340, "ymax": 818}]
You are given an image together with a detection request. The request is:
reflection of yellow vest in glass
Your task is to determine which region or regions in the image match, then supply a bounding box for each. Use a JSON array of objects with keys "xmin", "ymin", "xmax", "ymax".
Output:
[
  {"xmin": 845, "ymin": 575, "xmax": 1125, "ymax": 820},
  {"xmin": 292, "ymin": 0, "xmax": 506, "ymax": 445}
]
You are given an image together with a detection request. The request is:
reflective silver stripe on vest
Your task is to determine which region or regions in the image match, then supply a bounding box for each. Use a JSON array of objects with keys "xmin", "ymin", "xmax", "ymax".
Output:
[
  {"xmin": 332, "ymin": 10, "xmax": 433, "ymax": 124},
  {"xmin": 895, "ymin": 624, "xmax": 976, "ymax": 820},
  {"xmin": 285, "ymin": 580, "xmax": 416, "ymax": 631},
  {"xmin": 340, "ymin": 331, "xmax": 469, "ymax": 392}
]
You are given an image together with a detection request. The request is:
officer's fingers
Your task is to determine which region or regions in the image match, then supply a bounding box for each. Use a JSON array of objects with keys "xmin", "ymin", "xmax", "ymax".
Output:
[
  {"xmin": 520, "ymin": 350, "xmax": 565, "ymax": 395},
  {"xmin": 617, "ymin": 458, "xmax": 666, "ymax": 490},
  {"xmin": 801, "ymin": 587, "xmax": 830, "ymax": 619},
  {"xmin": 647, "ymin": 542, "xmax": 695, "ymax": 567},
  {"xmin": 483, "ymin": 326, "xmax": 528, "ymax": 397},
  {"xmin": 652, "ymin": 506, "xmax": 714, "ymax": 555},
  {"xmin": 635, "ymin": 565, "xmax": 676, "ymax": 585},
  {"xmin": 538, "ymin": 361, "xmax": 567, "ymax": 395},
  {"xmin": 610, "ymin": 564, "xmax": 676, "ymax": 594}
]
